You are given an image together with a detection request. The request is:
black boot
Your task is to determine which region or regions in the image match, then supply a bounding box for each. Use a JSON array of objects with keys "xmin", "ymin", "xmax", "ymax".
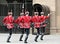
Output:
[
  {"xmin": 34, "ymin": 39, "xmax": 38, "ymax": 42},
  {"xmin": 7, "ymin": 35, "xmax": 11, "ymax": 43},
  {"xmin": 34, "ymin": 35, "xmax": 39, "ymax": 42},
  {"xmin": 40, "ymin": 33, "xmax": 44, "ymax": 40},
  {"xmin": 24, "ymin": 36, "xmax": 28, "ymax": 43},
  {"xmin": 40, "ymin": 35, "xmax": 43, "ymax": 40},
  {"xmin": 7, "ymin": 41, "xmax": 11, "ymax": 43},
  {"xmin": 24, "ymin": 41, "xmax": 28, "ymax": 43},
  {"xmin": 19, "ymin": 39, "xmax": 23, "ymax": 41},
  {"xmin": 19, "ymin": 35, "xmax": 23, "ymax": 41},
  {"xmin": 40, "ymin": 38, "xmax": 43, "ymax": 40}
]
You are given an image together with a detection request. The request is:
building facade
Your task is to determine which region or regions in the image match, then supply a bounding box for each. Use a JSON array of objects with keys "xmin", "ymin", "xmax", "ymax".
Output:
[
  {"xmin": 33, "ymin": 0, "xmax": 60, "ymax": 34},
  {"xmin": 0, "ymin": 0, "xmax": 60, "ymax": 34}
]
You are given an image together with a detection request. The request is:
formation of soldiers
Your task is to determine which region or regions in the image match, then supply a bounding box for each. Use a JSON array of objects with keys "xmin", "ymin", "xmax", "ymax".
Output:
[{"xmin": 3, "ymin": 9, "xmax": 50, "ymax": 43}]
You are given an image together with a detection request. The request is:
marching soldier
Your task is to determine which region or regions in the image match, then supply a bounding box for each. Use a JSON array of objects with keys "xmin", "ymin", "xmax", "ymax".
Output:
[
  {"xmin": 15, "ymin": 11, "xmax": 25, "ymax": 41},
  {"xmin": 23, "ymin": 10, "xmax": 31, "ymax": 43},
  {"xmin": 32, "ymin": 12, "xmax": 41, "ymax": 42},
  {"xmin": 15, "ymin": 10, "xmax": 31, "ymax": 43},
  {"xmin": 40, "ymin": 12, "xmax": 50, "ymax": 40},
  {"xmin": 3, "ymin": 11, "xmax": 14, "ymax": 43}
]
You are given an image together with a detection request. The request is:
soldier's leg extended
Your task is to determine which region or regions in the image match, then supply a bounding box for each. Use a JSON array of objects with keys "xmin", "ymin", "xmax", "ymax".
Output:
[
  {"xmin": 24, "ymin": 28, "xmax": 30, "ymax": 43},
  {"xmin": 35, "ymin": 28, "xmax": 40, "ymax": 42},
  {"xmin": 40, "ymin": 27, "xmax": 45, "ymax": 40},
  {"xmin": 7, "ymin": 29, "xmax": 12, "ymax": 42},
  {"xmin": 19, "ymin": 28, "xmax": 24, "ymax": 41}
]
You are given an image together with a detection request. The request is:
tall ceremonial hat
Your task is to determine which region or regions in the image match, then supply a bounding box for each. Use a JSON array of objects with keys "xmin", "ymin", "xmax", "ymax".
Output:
[
  {"xmin": 34, "ymin": 8, "xmax": 39, "ymax": 15},
  {"xmin": 8, "ymin": 10, "xmax": 13, "ymax": 15}
]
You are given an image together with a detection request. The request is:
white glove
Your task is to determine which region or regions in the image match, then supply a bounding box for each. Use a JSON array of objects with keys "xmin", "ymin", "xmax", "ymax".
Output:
[{"xmin": 48, "ymin": 14, "xmax": 50, "ymax": 16}]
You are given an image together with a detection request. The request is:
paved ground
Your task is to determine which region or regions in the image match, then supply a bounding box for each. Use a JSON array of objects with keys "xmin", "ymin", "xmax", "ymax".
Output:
[{"xmin": 0, "ymin": 33, "xmax": 60, "ymax": 44}]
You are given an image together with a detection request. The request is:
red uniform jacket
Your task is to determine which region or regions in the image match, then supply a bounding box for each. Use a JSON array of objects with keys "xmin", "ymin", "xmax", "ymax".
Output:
[
  {"xmin": 32, "ymin": 15, "xmax": 41, "ymax": 28},
  {"xmin": 3, "ymin": 15, "xmax": 14, "ymax": 29},
  {"xmin": 40, "ymin": 15, "xmax": 49, "ymax": 27},
  {"xmin": 15, "ymin": 16, "xmax": 24, "ymax": 28},
  {"xmin": 23, "ymin": 15, "xmax": 31, "ymax": 28}
]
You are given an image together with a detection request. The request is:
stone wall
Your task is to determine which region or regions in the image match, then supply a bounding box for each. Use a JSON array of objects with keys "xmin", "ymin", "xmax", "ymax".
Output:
[
  {"xmin": 33, "ymin": 0, "xmax": 57, "ymax": 34},
  {"xmin": 56, "ymin": 0, "xmax": 60, "ymax": 34}
]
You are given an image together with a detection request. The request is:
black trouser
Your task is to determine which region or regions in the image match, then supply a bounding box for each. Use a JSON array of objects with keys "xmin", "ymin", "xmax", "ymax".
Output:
[
  {"xmin": 40, "ymin": 27, "xmax": 45, "ymax": 40},
  {"xmin": 20, "ymin": 28, "xmax": 30, "ymax": 42},
  {"xmin": 7, "ymin": 29, "xmax": 12, "ymax": 41},
  {"xmin": 35, "ymin": 28, "xmax": 40, "ymax": 41},
  {"xmin": 41, "ymin": 27, "xmax": 45, "ymax": 33},
  {"xmin": 24, "ymin": 28, "xmax": 30, "ymax": 42},
  {"xmin": 19, "ymin": 28, "xmax": 24, "ymax": 41}
]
